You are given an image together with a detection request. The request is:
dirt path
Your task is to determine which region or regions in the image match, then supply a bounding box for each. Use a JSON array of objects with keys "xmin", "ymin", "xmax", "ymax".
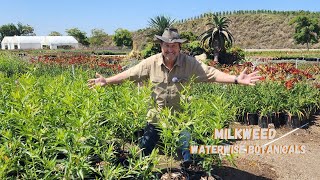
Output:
[{"xmin": 214, "ymin": 114, "xmax": 320, "ymax": 180}]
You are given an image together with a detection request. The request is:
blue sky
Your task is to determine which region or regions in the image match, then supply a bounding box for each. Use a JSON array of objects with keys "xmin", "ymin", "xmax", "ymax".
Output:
[{"xmin": 1, "ymin": 0, "xmax": 320, "ymax": 36}]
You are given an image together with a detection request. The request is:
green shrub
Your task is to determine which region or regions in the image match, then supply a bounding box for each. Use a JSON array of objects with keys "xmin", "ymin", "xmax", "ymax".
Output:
[
  {"xmin": 180, "ymin": 31, "xmax": 197, "ymax": 41},
  {"xmin": 140, "ymin": 42, "xmax": 160, "ymax": 58},
  {"xmin": 0, "ymin": 52, "xmax": 30, "ymax": 77},
  {"xmin": 181, "ymin": 40, "xmax": 204, "ymax": 56},
  {"xmin": 219, "ymin": 46, "xmax": 245, "ymax": 65}
]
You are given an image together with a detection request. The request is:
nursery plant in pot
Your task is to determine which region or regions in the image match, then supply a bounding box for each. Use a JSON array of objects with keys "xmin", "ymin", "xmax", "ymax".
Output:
[
  {"xmin": 237, "ymin": 85, "xmax": 259, "ymax": 125},
  {"xmin": 284, "ymin": 92, "xmax": 305, "ymax": 128},
  {"xmin": 270, "ymin": 98, "xmax": 287, "ymax": 128},
  {"xmin": 228, "ymin": 84, "xmax": 246, "ymax": 123},
  {"xmin": 243, "ymin": 99, "xmax": 259, "ymax": 125},
  {"xmin": 258, "ymin": 107, "xmax": 271, "ymax": 128},
  {"xmin": 122, "ymin": 145, "xmax": 161, "ymax": 179},
  {"xmin": 300, "ymin": 83, "xmax": 320, "ymax": 120},
  {"xmin": 191, "ymin": 93, "xmax": 236, "ymax": 179},
  {"xmin": 284, "ymin": 83, "xmax": 310, "ymax": 128},
  {"xmin": 157, "ymin": 106, "xmax": 199, "ymax": 179},
  {"xmin": 285, "ymin": 107, "xmax": 304, "ymax": 128},
  {"xmin": 265, "ymin": 82, "xmax": 287, "ymax": 127},
  {"xmin": 256, "ymin": 83, "xmax": 273, "ymax": 128}
]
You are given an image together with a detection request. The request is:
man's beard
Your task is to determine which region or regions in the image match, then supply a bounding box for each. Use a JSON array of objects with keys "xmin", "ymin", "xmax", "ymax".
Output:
[{"xmin": 163, "ymin": 53, "xmax": 177, "ymax": 62}]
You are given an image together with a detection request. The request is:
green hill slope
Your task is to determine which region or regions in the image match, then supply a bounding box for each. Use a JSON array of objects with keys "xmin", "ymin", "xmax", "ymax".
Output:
[{"xmin": 131, "ymin": 11, "xmax": 320, "ymax": 50}]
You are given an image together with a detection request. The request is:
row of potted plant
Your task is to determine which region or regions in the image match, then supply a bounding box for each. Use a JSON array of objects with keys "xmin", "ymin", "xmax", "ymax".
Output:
[{"xmin": 193, "ymin": 80, "xmax": 319, "ymax": 128}]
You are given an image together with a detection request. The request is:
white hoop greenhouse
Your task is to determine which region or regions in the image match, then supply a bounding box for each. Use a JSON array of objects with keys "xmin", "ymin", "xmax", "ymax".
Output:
[{"xmin": 1, "ymin": 36, "xmax": 78, "ymax": 50}]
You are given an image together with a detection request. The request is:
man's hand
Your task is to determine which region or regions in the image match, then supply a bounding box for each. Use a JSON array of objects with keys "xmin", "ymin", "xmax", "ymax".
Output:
[
  {"xmin": 87, "ymin": 73, "xmax": 107, "ymax": 89},
  {"xmin": 238, "ymin": 67, "xmax": 261, "ymax": 86}
]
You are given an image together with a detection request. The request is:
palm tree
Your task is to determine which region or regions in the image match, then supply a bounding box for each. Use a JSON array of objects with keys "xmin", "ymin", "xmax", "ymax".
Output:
[
  {"xmin": 198, "ymin": 15, "xmax": 234, "ymax": 62},
  {"xmin": 148, "ymin": 15, "xmax": 175, "ymax": 37}
]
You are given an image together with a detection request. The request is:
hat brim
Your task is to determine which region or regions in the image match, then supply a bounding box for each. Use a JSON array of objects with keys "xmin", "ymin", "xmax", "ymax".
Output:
[{"xmin": 154, "ymin": 35, "xmax": 187, "ymax": 43}]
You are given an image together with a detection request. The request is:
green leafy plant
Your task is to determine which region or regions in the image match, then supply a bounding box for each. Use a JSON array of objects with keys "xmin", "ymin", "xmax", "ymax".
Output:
[
  {"xmin": 148, "ymin": 15, "xmax": 175, "ymax": 37},
  {"xmin": 0, "ymin": 52, "xmax": 30, "ymax": 77},
  {"xmin": 141, "ymin": 42, "xmax": 161, "ymax": 58},
  {"xmin": 112, "ymin": 28, "xmax": 133, "ymax": 48},
  {"xmin": 181, "ymin": 40, "xmax": 204, "ymax": 56},
  {"xmin": 289, "ymin": 15, "xmax": 320, "ymax": 50}
]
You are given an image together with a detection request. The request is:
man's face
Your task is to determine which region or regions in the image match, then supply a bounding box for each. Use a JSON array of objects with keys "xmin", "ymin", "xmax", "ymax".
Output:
[{"xmin": 161, "ymin": 42, "xmax": 180, "ymax": 62}]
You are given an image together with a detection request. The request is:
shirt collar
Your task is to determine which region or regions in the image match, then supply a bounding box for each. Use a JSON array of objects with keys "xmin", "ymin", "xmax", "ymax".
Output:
[{"xmin": 157, "ymin": 53, "xmax": 182, "ymax": 67}]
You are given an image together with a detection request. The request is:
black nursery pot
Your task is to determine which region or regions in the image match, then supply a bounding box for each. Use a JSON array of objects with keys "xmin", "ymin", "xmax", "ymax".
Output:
[
  {"xmin": 246, "ymin": 113, "xmax": 258, "ymax": 125},
  {"xmin": 285, "ymin": 114, "xmax": 302, "ymax": 128},
  {"xmin": 271, "ymin": 112, "xmax": 286, "ymax": 128},
  {"xmin": 258, "ymin": 115, "xmax": 269, "ymax": 128},
  {"xmin": 271, "ymin": 112, "xmax": 280, "ymax": 128},
  {"xmin": 236, "ymin": 114, "xmax": 245, "ymax": 123},
  {"xmin": 278, "ymin": 112, "xmax": 286, "ymax": 126}
]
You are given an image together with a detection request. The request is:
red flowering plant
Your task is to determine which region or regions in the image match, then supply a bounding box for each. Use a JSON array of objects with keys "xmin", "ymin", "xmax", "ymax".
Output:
[{"xmin": 29, "ymin": 53, "xmax": 125, "ymax": 75}]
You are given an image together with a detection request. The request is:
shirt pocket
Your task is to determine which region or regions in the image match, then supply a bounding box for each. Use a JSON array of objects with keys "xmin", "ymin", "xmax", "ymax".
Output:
[
  {"xmin": 151, "ymin": 76, "xmax": 164, "ymax": 83},
  {"xmin": 151, "ymin": 76, "xmax": 166, "ymax": 100}
]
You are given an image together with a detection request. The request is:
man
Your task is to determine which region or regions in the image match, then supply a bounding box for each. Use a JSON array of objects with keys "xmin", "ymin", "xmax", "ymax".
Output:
[{"xmin": 88, "ymin": 27, "xmax": 261, "ymax": 165}]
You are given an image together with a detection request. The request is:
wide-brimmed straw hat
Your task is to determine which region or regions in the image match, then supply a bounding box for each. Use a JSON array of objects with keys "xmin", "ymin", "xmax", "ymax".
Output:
[{"xmin": 154, "ymin": 27, "xmax": 187, "ymax": 43}]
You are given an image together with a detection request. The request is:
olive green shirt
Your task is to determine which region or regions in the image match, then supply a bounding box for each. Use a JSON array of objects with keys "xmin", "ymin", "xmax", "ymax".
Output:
[{"xmin": 126, "ymin": 53, "xmax": 222, "ymax": 123}]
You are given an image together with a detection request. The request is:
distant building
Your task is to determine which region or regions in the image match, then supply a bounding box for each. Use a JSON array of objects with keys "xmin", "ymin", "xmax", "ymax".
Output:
[{"xmin": 1, "ymin": 36, "xmax": 79, "ymax": 50}]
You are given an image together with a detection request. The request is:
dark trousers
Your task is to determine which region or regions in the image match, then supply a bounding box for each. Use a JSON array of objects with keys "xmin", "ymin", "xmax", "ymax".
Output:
[{"xmin": 139, "ymin": 123, "xmax": 191, "ymax": 161}]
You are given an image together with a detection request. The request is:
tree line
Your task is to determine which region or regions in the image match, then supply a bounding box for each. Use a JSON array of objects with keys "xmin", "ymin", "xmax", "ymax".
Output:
[
  {"xmin": 175, "ymin": 10, "xmax": 320, "ymax": 24},
  {"xmin": 0, "ymin": 23, "xmax": 132, "ymax": 48},
  {"xmin": 0, "ymin": 23, "xmax": 35, "ymax": 41}
]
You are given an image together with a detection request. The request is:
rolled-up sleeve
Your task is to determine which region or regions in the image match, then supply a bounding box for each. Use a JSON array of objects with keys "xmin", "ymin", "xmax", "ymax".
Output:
[
  {"xmin": 191, "ymin": 59, "xmax": 223, "ymax": 83},
  {"xmin": 126, "ymin": 59, "xmax": 150, "ymax": 82}
]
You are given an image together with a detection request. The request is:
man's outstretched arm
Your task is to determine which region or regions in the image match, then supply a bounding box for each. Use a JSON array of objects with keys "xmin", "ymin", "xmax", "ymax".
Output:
[
  {"xmin": 214, "ymin": 67, "xmax": 261, "ymax": 86},
  {"xmin": 87, "ymin": 58, "xmax": 151, "ymax": 88},
  {"xmin": 87, "ymin": 71, "xmax": 129, "ymax": 88}
]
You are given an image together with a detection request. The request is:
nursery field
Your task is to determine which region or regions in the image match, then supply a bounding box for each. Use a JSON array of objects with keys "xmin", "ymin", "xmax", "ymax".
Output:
[{"xmin": 0, "ymin": 51, "xmax": 319, "ymax": 179}]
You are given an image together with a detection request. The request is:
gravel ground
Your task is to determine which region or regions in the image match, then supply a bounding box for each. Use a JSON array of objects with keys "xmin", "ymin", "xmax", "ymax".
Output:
[{"xmin": 215, "ymin": 113, "xmax": 320, "ymax": 180}]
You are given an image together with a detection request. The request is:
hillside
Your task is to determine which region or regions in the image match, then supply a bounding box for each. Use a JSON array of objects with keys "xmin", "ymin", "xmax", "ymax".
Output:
[{"xmin": 130, "ymin": 11, "xmax": 320, "ymax": 50}]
